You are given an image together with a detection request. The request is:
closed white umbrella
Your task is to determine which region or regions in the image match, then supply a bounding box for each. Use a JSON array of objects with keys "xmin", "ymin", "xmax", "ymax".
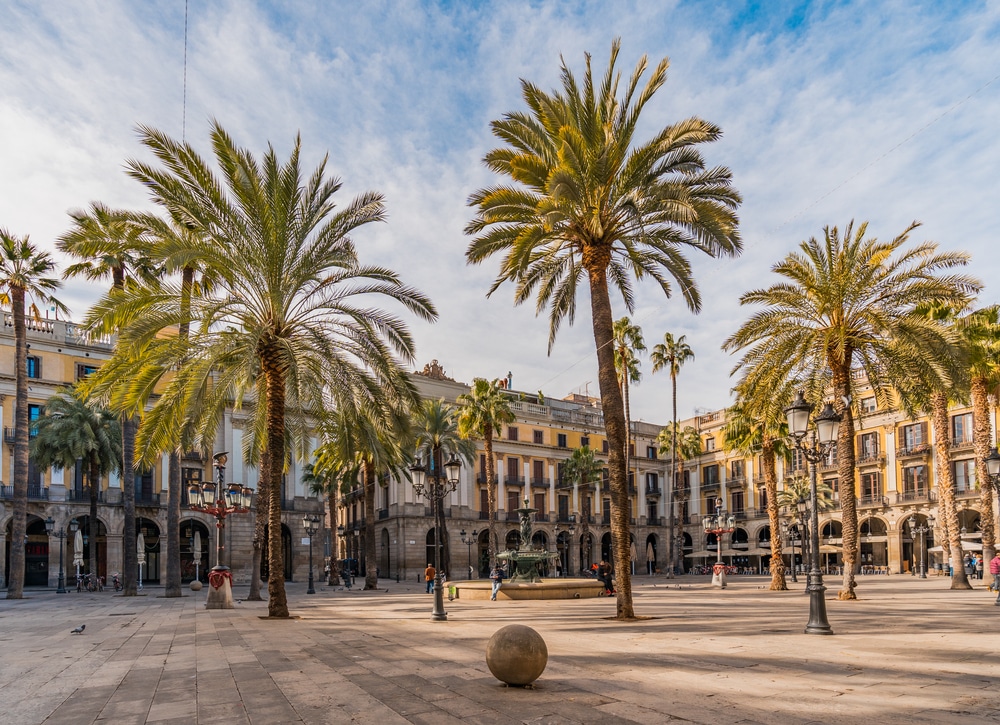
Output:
[
  {"xmin": 137, "ymin": 532, "xmax": 146, "ymax": 564},
  {"xmin": 193, "ymin": 531, "xmax": 202, "ymax": 580},
  {"xmin": 72, "ymin": 529, "xmax": 83, "ymax": 567}
]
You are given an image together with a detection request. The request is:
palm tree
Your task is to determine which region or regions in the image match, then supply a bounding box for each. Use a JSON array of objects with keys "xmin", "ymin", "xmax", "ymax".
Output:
[
  {"xmin": 0, "ymin": 230, "xmax": 66, "ymax": 599},
  {"xmin": 724, "ymin": 220, "xmax": 978, "ymax": 600},
  {"xmin": 722, "ymin": 389, "xmax": 792, "ymax": 590},
  {"xmin": 466, "ymin": 40, "xmax": 742, "ymax": 617},
  {"xmin": 651, "ymin": 332, "xmax": 693, "ymax": 578},
  {"xmin": 57, "ymin": 202, "xmax": 156, "ymax": 597},
  {"xmin": 613, "ymin": 317, "xmax": 645, "ymax": 482},
  {"xmin": 456, "ymin": 377, "xmax": 516, "ymax": 566},
  {"xmin": 413, "ymin": 398, "xmax": 476, "ymax": 579},
  {"xmin": 303, "ymin": 458, "xmax": 354, "ymax": 585},
  {"xmin": 656, "ymin": 424, "xmax": 701, "ymax": 574},
  {"xmin": 80, "ymin": 122, "xmax": 436, "ymax": 617},
  {"xmin": 960, "ymin": 306, "xmax": 1000, "ymax": 563},
  {"xmin": 562, "ymin": 445, "xmax": 604, "ymax": 571},
  {"xmin": 31, "ymin": 387, "xmax": 122, "ymax": 581}
]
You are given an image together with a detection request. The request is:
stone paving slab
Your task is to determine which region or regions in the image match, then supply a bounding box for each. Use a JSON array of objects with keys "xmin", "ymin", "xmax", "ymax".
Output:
[{"xmin": 1, "ymin": 575, "xmax": 999, "ymax": 724}]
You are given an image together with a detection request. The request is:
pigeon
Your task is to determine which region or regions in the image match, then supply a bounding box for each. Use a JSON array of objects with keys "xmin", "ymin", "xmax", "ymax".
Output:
[{"xmin": 71, "ymin": 625, "xmax": 85, "ymax": 634}]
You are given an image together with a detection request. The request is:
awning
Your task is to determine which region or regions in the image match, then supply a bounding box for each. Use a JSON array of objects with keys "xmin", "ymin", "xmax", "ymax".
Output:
[
  {"xmin": 686, "ymin": 550, "xmax": 715, "ymax": 558},
  {"xmin": 928, "ymin": 541, "xmax": 982, "ymax": 552},
  {"xmin": 819, "ymin": 544, "xmax": 842, "ymax": 554}
]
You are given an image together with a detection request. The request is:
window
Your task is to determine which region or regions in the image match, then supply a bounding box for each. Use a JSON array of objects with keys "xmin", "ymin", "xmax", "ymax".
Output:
[
  {"xmin": 557, "ymin": 433, "xmax": 567, "ymax": 448},
  {"xmin": 602, "ymin": 440, "xmax": 609, "ymax": 454},
  {"xmin": 705, "ymin": 436, "xmax": 715, "ymax": 452},
  {"xmin": 645, "ymin": 472, "xmax": 658, "ymax": 493},
  {"xmin": 580, "ymin": 435, "xmax": 590, "ymax": 447},
  {"xmin": 858, "ymin": 432, "xmax": 879, "ymax": 459},
  {"xmin": 629, "ymin": 443, "xmax": 635, "ymax": 456},
  {"xmin": 757, "ymin": 487, "xmax": 767, "ymax": 511},
  {"xmin": 507, "ymin": 490, "xmax": 520, "ymax": 512},
  {"xmin": 860, "ymin": 472, "xmax": 881, "ymax": 500},
  {"xmin": 507, "ymin": 426, "xmax": 519, "ymax": 442},
  {"xmin": 28, "ymin": 404, "xmax": 43, "ymax": 423},
  {"xmin": 861, "ymin": 397, "xmax": 876, "ymax": 414},
  {"xmin": 729, "ymin": 460, "xmax": 744, "ymax": 480},
  {"xmin": 702, "ymin": 464, "xmax": 719, "ymax": 485},
  {"xmin": 951, "ymin": 413, "xmax": 973, "ymax": 444},
  {"xmin": 647, "ymin": 446, "xmax": 657, "ymax": 460},
  {"xmin": 901, "ymin": 465, "xmax": 927, "ymax": 494},
  {"xmin": 532, "ymin": 459, "xmax": 544, "ymax": 484},
  {"xmin": 789, "ymin": 447, "xmax": 807, "ymax": 473},
  {"xmin": 533, "ymin": 429, "xmax": 544, "ymax": 445},
  {"xmin": 900, "ymin": 422, "xmax": 926, "ymax": 450},
  {"xmin": 533, "ymin": 492, "xmax": 545, "ymax": 512},
  {"xmin": 952, "ymin": 459, "xmax": 975, "ymax": 492},
  {"xmin": 76, "ymin": 363, "xmax": 98, "ymax": 381},
  {"xmin": 26, "ymin": 355, "xmax": 41, "ymax": 379},
  {"xmin": 506, "ymin": 457, "xmax": 520, "ymax": 485},
  {"xmin": 558, "ymin": 495, "xmax": 569, "ymax": 521},
  {"xmin": 730, "ymin": 489, "xmax": 744, "ymax": 513}
]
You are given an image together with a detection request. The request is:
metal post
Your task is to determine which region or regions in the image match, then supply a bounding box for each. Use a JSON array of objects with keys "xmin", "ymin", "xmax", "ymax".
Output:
[
  {"xmin": 307, "ymin": 531, "xmax": 315, "ymax": 594},
  {"xmin": 804, "ymin": 448, "xmax": 832, "ymax": 634},
  {"xmin": 431, "ymin": 445, "xmax": 447, "ymax": 621},
  {"xmin": 56, "ymin": 531, "xmax": 67, "ymax": 594}
]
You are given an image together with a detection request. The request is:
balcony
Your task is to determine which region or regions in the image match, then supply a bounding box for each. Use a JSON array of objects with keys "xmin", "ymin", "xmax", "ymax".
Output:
[
  {"xmin": 858, "ymin": 494, "xmax": 889, "ymax": 509},
  {"xmin": 897, "ymin": 444, "xmax": 931, "ymax": 459},
  {"xmin": 530, "ymin": 477, "xmax": 550, "ymax": 489},
  {"xmin": 818, "ymin": 459, "xmax": 839, "ymax": 473},
  {"xmin": 476, "ymin": 473, "xmax": 498, "ymax": 485},
  {"xmin": 377, "ymin": 508, "xmax": 389, "ymax": 520},
  {"xmin": 950, "ymin": 438, "xmax": 975, "ymax": 453},
  {"xmin": 535, "ymin": 513, "xmax": 550, "ymax": 522},
  {"xmin": 504, "ymin": 476, "xmax": 525, "ymax": 488},
  {"xmin": 955, "ymin": 487, "xmax": 979, "ymax": 500},
  {"xmin": 673, "ymin": 485, "xmax": 691, "ymax": 499},
  {"xmin": 896, "ymin": 489, "xmax": 935, "ymax": 505},
  {"xmin": 4, "ymin": 426, "xmax": 38, "ymax": 444},
  {"xmin": 645, "ymin": 485, "xmax": 661, "ymax": 497},
  {"xmin": 751, "ymin": 507, "xmax": 769, "ymax": 519},
  {"xmin": 857, "ymin": 451, "xmax": 885, "ymax": 467},
  {"xmin": 66, "ymin": 488, "xmax": 103, "ymax": 503},
  {"xmin": 700, "ymin": 480, "xmax": 721, "ymax": 491},
  {"xmin": 0, "ymin": 484, "xmax": 49, "ymax": 500},
  {"xmin": 726, "ymin": 475, "xmax": 747, "ymax": 488},
  {"xmin": 505, "ymin": 511, "xmax": 520, "ymax": 521}
]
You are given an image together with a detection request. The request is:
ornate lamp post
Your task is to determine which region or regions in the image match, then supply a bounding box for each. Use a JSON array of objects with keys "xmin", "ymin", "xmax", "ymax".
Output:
[
  {"xmin": 44, "ymin": 516, "xmax": 68, "ymax": 594},
  {"xmin": 702, "ymin": 496, "xmax": 736, "ymax": 588},
  {"xmin": 907, "ymin": 515, "xmax": 934, "ymax": 578},
  {"xmin": 781, "ymin": 519, "xmax": 800, "ymax": 583},
  {"xmin": 784, "ymin": 391, "xmax": 841, "ymax": 635},
  {"xmin": 187, "ymin": 452, "xmax": 254, "ymax": 608},
  {"xmin": 303, "ymin": 514, "xmax": 319, "ymax": 594},
  {"xmin": 460, "ymin": 529, "xmax": 477, "ymax": 579},
  {"xmin": 409, "ymin": 452, "xmax": 462, "ymax": 622}
]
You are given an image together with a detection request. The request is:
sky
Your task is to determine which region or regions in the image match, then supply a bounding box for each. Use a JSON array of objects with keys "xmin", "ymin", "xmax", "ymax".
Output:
[{"xmin": 1, "ymin": 1, "xmax": 998, "ymax": 427}]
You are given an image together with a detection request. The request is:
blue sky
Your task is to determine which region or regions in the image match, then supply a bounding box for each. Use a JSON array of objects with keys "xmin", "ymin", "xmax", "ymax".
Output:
[{"xmin": 1, "ymin": 1, "xmax": 998, "ymax": 425}]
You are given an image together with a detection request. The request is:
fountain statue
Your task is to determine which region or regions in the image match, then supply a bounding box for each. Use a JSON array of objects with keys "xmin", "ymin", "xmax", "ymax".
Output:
[{"xmin": 495, "ymin": 499, "xmax": 560, "ymax": 583}]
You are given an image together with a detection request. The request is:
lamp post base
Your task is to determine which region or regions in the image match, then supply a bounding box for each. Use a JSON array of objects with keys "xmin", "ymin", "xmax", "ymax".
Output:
[
  {"xmin": 205, "ymin": 565, "xmax": 235, "ymax": 610},
  {"xmin": 804, "ymin": 570, "xmax": 833, "ymax": 635},
  {"xmin": 431, "ymin": 578, "xmax": 448, "ymax": 621},
  {"xmin": 56, "ymin": 572, "xmax": 67, "ymax": 594}
]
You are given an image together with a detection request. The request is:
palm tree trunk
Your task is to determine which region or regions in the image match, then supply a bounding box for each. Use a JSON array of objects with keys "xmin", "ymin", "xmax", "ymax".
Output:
[
  {"xmin": 933, "ymin": 392, "xmax": 972, "ymax": 589},
  {"xmin": 263, "ymin": 347, "xmax": 290, "ymax": 618},
  {"xmin": 121, "ymin": 416, "xmax": 138, "ymax": 596},
  {"xmin": 972, "ymin": 377, "xmax": 996, "ymax": 563},
  {"xmin": 327, "ymin": 489, "xmax": 340, "ymax": 585},
  {"xmin": 587, "ymin": 266, "xmax": 634, "ymax": 618},
  {"xmin": 833, "ymin": 362, "xmax": 859, "ymax": 600},
  {"xmin": 484, "ymin": 426, "xmax": 497, "ymax": 567},
  {"xmin": 363, "ymin": 462, "xmax": 377, "ymax": 589},
  {"xmin": 668, "ymin": 381, "xmax": 679, "ymax": 579},
  {"xmin": 247, "ymin": 446, "xmax": 271, "ymax": 601},
  {"xmin": 763, "ymin": 438, "xmax": 787, "ymax": 590},
  {"xmin": 7, "ymin": 286, "xmax": 28, "ymax": 598},
  {"xmin": 89, "ymin": 457, "xmax": 100, "ymax": 580}
]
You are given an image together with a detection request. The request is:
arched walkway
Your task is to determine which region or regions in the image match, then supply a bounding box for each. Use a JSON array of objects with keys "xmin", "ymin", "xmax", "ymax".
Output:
[
  {"xmin": 261, "ymin": 524, "xmax": 293, "ymax": 581},
  {"xmin": 137, "ymin": 518, "xmax": 160, "ymax": 585},
  {"xmin": 180, "ymin": 519, "xmax": 211, "ymax": 583},
  {"xmin": 4, "ymin": 515, "xmax": 50, "ymax": 587}
]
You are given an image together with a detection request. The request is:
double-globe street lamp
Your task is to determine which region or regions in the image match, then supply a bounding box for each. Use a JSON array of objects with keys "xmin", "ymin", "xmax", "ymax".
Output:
[
  {"xmin": 44, "ymin": 516, "xmax": 74, "ymax": 594},
  {"xmin": 907, "ymin": 515, "xmax": 934, "ymax": 579},
  {"xmin": 460, "ymin": 528, "xmax": 477, "ymax": 579},
  {"xmin": 409, "ymin": 452, "xmax": 462, "ymax": 622},
  {"xmin": 780, "ymin": 517, "xmax": 803, "ymax": 584},
  {"xmin": 784, "ymin": 390, "xmax": 841, "ymax": 635},
  {"xmin": 702, "ymin": 497, "xmax": 736, "ymax": 588},
  {"xmin": 303, "ymin": 514, "xmax": 320, "ymax": 594}
]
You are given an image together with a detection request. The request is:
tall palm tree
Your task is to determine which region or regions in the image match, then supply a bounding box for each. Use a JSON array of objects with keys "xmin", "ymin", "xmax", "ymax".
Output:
[
  {"xmin": 303, "ymin": 458, "xmax": 354, "ymax": 585},
  {"xmin": 0, "ymin": 230, "xmax": 66, "ymax": 599},
  {"xmin": 456, "ymin": 377, "xmax": 516, "ymax": 566},
  {"xmin": 656, "ymin": 423, "xmax": 701, "ymax": 574},
  {"xmin": 651, "ymin": 332, "xmax": 693, "ymax": 579},
  {"xmin": 613, "ymin": 317, "xmax": 644, "ymax": 484},
  {"xmin": 723, "ymin": 389, "xmax": 792, "ymax": 591},
  {"xmin": 466, "ymin": 40, "xmax": 742, "ymax": 617},
  {"xmin": 960, "ymin": 306, "xmax": 1000, "ymax": 563},
  {"xmin": 413, "ymin": 398, "xmax": 476, "ymax": 579},
  {"xmin": 724, "ymin": 220, "xmax": 979, "ymax": 600},
  {"xmin": 562, "ymin": 445, "xmax": 604, "ymax": 570},
  {"xmin": 31, "ymin": 387, "xmax": 122, "ymax": 581},
  {"xmin": 57, "ymin": 202, "xmax": 156, "ymax": 597},
  {"xmin": 80, "ymin": 123, "xmax": 435, "ymax": 617}
]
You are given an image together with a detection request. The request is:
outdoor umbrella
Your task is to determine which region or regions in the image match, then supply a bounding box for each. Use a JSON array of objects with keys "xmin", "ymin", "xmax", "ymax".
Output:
[
  {"xmin": 73, "ymin": 528, "xmax": 83, "ymax": 567},
  {"xmin": 137, "ymin": 531, "xmax": 146, "ymax": 564},
  {"xmin": 194, "ymin": 531, "xmax": 202, "ymax": 579}
]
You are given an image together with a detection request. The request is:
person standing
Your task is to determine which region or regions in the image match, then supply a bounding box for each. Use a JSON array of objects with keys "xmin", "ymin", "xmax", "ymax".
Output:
[
  {"xmin": 424, "ymin": 563, "xmax": 435, "ymax": 593},
  {"xmin": 975, "ymin": 553, "xmax": 984, "ymax": 581},
  {"xmin": 490, "ymin": 564, "xmax": 504, "ymax": 600},
  {"xmin": 989, "ymin": 553, "xmax": 1000, "ymax": 596}
]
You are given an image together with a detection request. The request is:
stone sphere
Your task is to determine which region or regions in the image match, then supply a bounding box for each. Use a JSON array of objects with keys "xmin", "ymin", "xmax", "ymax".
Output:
[
  {"xmin": 486, "ymin": 624, "xmax": 548, "ymax": 686},
  {"xmin": 189, "ymin": 580, "xmax": 203, "ymax": 591}
]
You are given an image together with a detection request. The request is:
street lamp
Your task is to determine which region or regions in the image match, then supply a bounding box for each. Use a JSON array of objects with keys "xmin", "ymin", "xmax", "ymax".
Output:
[
  {"xmin": 187, "ymin": 452, "xmax": 254, "ymax": 608},
  {"xmin": 781, "ymin": 519, "xmax": 800, "ymax": 583},
  {"xmin": 303, "ymin": 514, "xmax": 319, "ymax": 594},
  {"xmin": 907, "ymin": 515, "xmax": 934, "ymax": 578},
  {"xmin": 702, "ymin": 496, "xmax": 736, "ymax": 588},
  {"xmin": 785, "ymin": 390, "xmax": 841, "ymax": 635},
  {"xmin": 409, "ymin": 451, "xmax": 462, "ymax": 622},
  {"xmin": 460, "ymin": 529, "xmax": 477, "ymax": 579},
  {"xmin": 44, "ymin": 516, "xmax": 68, "ymax": 594}
]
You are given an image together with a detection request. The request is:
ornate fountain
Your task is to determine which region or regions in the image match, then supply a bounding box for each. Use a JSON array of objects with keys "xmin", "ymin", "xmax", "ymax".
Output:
[{"xmin": 495, "ymin": 499, "xmax": 560, "ymax": 582}]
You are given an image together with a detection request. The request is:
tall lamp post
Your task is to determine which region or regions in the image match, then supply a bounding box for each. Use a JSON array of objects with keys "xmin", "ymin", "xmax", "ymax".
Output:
[
  {"xmin": 303, "ymin": 514, "xmax": 319, "ymax": 594},
  {"xmin": 907, "ymin": 516, "xmax": 934, "ymax": 578},
  {"xmin": 702, "ymin": 496, "xmax": 736, "ymax": 588},
  {"xmin": 460, "ymin": 529, "xmax": 477, "ymax": 579},
  {"xmin": 409, "ymin": 452, "xmax": 462, "ymax": 622},
  {"xmin": 784, "ymin": 391, "xmax": 841, "ymax": 635},
  {"xmin": 985, "ymin": 447, "xmax": 1000, "ymax": 604},
  {"xmin": 781, "ymin": 519, "xmax": 800, "ymax": 583},
  {"xmin": 44, "ymin": 516, "xmax": 68, "ymax": 594}
]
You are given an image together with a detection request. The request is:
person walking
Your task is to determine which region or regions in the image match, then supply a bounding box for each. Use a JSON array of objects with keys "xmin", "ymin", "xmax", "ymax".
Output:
[
  {"xmin": 989, "ymin": 553, "xmax": 1000, "ymax": 597},
  {"xmin": 489, "ymin": 564, "xmax": 504, "ymax": 601},
  {"xmin": 424, "ymin": 563, "xmax": 435, "ymax": 593},
  {"xmin": 975, "ymin": 554, "xmax": 984, "ymax": 581}
]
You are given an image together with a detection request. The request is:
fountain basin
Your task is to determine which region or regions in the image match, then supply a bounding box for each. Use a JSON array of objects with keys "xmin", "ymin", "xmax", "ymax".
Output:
[{"xmin": 450, "ymin": 577, "xmax": 605, "ymax": 600}]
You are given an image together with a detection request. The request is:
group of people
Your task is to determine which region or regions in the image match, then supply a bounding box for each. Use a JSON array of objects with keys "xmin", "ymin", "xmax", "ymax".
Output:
[
  {"xmin": 589, "ymin": 561, "xmax": 615, "ymax": 595},
  {"xmin": 965, "ymin": 553, "xmax": 985, "ymax": 580}
]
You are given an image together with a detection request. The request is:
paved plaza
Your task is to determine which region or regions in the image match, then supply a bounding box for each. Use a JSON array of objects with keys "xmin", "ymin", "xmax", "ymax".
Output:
[{"xmin": 0, "ymin": 574, "xmax": 998, "ymax": 725}]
